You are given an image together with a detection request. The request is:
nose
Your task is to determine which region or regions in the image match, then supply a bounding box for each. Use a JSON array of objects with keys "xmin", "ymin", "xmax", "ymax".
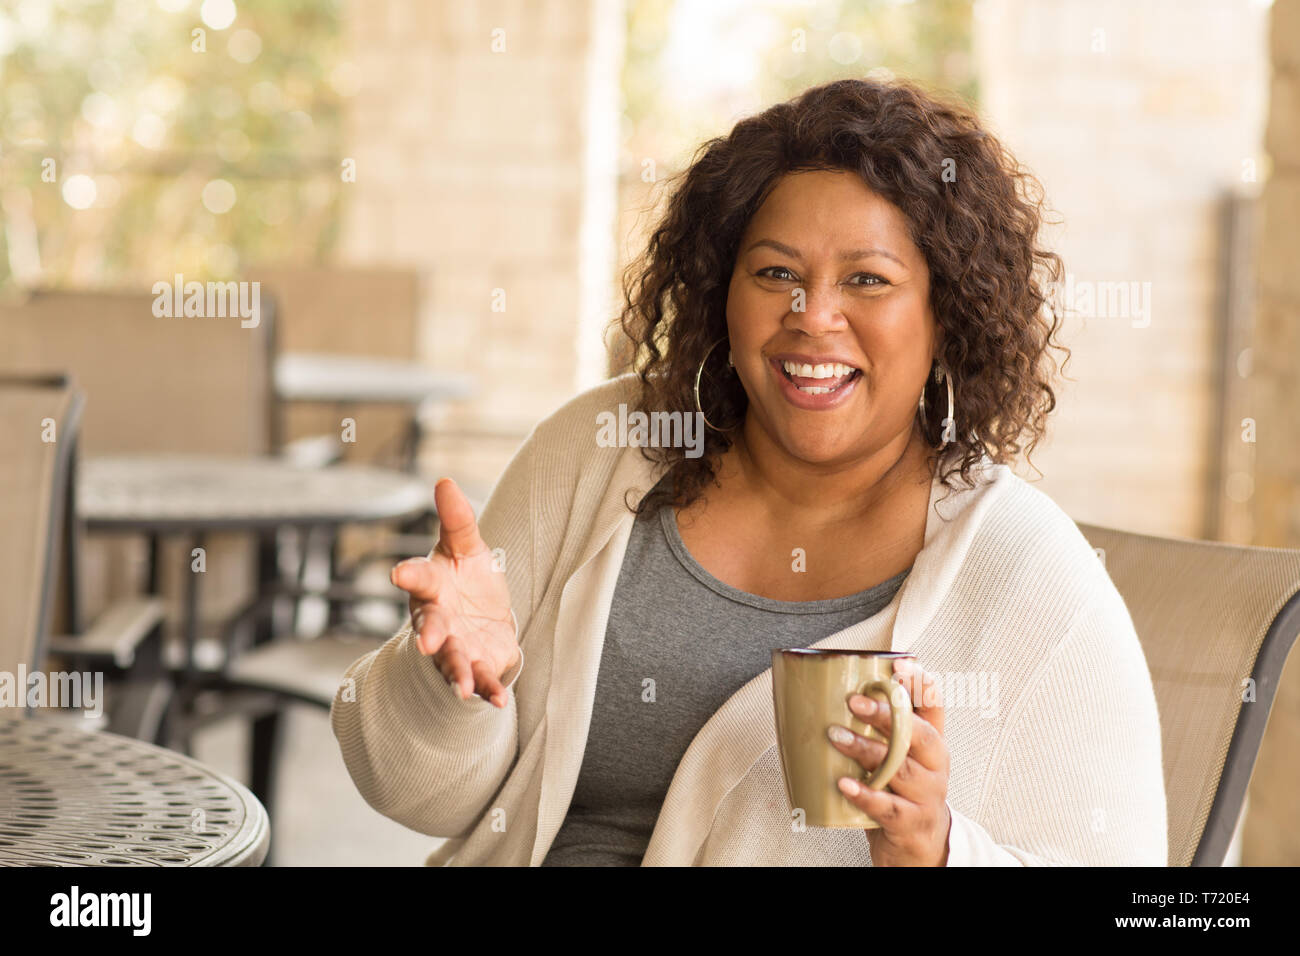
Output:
[{"xmin": 783, "ymin": 281, "xmax": 850, "ymax": 335}]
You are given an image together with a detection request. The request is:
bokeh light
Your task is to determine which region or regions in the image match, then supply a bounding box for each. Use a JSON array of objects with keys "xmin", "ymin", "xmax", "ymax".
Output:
[
  {"xmin": 61, "ymin": 174, "xmax": 98, "ymax": 209},
  {"xmin": 200, "ymin": 0, "xmax": 237, "ymax": 31},
  {"xmin": 201, "ymin": 178, "xmax": 237, "ymax": 214},
  {"xmin": 228, "ymin": 28, "xmax": 261, "ymax": 64}
]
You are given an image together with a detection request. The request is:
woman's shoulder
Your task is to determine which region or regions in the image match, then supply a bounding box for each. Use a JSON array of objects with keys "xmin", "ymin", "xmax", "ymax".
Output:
[
  {"xmin": 973, "ymin": 465, "xmax": 1132, "ymax": 631},
  {"xmin": 527, "ymin": 372, "xmax": 642, "ymax": 450},
  {"xmin": 501, "ymin": 372, "xmax": 649, "ymax": 508}
]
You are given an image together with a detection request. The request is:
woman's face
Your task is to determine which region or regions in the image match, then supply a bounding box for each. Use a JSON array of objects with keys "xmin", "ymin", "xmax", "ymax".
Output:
[{"xmin": 725, "ymin": 168, "xmax": 939, "ymax": 467}]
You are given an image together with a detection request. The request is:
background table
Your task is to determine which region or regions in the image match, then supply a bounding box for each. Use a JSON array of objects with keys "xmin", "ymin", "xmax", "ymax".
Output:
[
  {"xmin": 274, "ymin": 352, "xmax": 474, "ymax": 405},
  {"xmin": 79, "ymin": 455, "xmax": 433, "ymax": 532},
  {"xmin": 75, "ymin": 454, "xmax": 433, "ymax": 700},
  {"xmin": 274, "ymin": 352, "xmax": 475, "ymax": 471},
  {"xmin": 0, "ymin": 716, "xmax": 268, "ymax": 866}
]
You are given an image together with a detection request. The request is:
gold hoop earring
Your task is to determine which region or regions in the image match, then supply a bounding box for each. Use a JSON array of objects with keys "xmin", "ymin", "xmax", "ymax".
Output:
[{"xmin": 694, "ymin": 337, "xmax": 739, "ymax": 432}]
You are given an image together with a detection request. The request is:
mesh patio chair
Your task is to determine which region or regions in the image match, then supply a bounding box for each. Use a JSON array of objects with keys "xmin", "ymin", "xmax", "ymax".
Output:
[
  {"xmin": 0, "ymin": 286, "xmax": 276, "ymax": 642},
  {"xmin": 0, "ymin": 376, "xmax": 82, "ymax": 687},
  {"xmin": 0, "ymin": 291, "xmax": 377, "ymax": 794},
  {"xmin": 1076, "ymin": 521, "xmax": 1300, "ymax": 866},
  {"xmin": 0, "ymin": 375, "xmax": 166, "ymax": 736},
  {"xmin": 249, "ymin": 263, "xmax": 422, "ymax": 468}
]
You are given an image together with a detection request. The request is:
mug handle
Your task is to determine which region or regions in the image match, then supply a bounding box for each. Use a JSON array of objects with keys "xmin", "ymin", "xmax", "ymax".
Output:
[{"xmin": 856, "ymin": 678, "xmax": 913, "ymax": 791}]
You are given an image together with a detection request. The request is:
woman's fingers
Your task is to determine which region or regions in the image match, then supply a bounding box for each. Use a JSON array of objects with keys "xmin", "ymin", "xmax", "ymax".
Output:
[
  {"xmin": 440, "ymin": 649, "xmax": 507, "ymax": 706},
  {"xmin": 849, "ymin": 692, "xmax": 947, "ymax": 774},
  {"xmin": 836, "ymin": 779, "xmax": 925, "ymax": 838},
  {"xmin": 433, "ymin": 478, "xmax": 488, "ymax": 560},
  {"xmin": 894, "ymin": 658, "xmax": 944, "ymax": 736},
  {"xmin": 827, "ymin": 722, "xmax": 933, "ymax": 800},
  {"xmin": 437, "ymin": 644, "xmax": 474, "ymax": 699},
  {"xmin": 416, "ymin": 625, "xmax": 511, "ymax": 707},
  {"xmin": 471, "ymin": 659, "xmax": 508, "ymax": 709},
  {"xmin": 392, "ymin": 555, "xmax": 446, "ymax": 603},
  {"xmin": 411, "ymin": 602, "xmax": 456, "ymax": 656}
]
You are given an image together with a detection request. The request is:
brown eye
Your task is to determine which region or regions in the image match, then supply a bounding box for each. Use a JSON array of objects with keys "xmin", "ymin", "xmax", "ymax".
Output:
[{"xmin": 757, "ymin": 267, "xmax": 796, "ymax": 281}]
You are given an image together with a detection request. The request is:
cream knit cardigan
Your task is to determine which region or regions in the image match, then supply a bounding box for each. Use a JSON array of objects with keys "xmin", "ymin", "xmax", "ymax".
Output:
[{"xmin": 331, "ymin": 373, "xmax": 1169, "ymax": 866}]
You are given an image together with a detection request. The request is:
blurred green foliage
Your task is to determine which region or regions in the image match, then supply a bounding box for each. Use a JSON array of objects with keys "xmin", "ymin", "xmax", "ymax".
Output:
[
  {"xmin": 765, "ymin": 0, "xmax": 977, "ymax": 104},
  {"xmin": 2, "ymin": 0, "xmax": 975, "ymax": 296},
  {"xmin": 611, "ymin": 0, "xmax": 975, "ymax": 375},
  {"xmin": 0, "ymin": 0, "xmax": 345, "ymax": 292},
  {"xmin": 621, "ymin": 0, "xmax": 976, "ymax": 174}
]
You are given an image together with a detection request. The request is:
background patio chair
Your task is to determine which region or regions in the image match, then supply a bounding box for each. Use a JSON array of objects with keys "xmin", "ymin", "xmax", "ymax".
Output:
[
  {"xmin": 249, "ymin": 263, "xmax": 422, "ymax": 469},
  {"xmin": 0, "ymin": 374, "xmax": 166, "ymax": 736},
  {"xmin": 0, "ymin": 287, "xmax": 276, "ymax": 635},
  {"xmin": 0, "ymin": 291, "xmax": 387, "ymax": 788},
  {"xmin": 1076, "ymin": 521, "xmax": 1300, "ymax": 866}
]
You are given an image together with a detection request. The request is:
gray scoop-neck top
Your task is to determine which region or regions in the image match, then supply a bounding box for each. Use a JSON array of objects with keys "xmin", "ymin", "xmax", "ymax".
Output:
[{"xmin": 540, "ymin": 488, "xmax": 910, "ymax": 867}]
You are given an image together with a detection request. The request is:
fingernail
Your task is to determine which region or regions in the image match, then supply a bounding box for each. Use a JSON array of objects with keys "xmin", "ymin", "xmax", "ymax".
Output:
[
  {"xmin": 838, "ymin": 777, "xmax": 861, "ymax": 796},
  {"xmin": 856, "ymin": 698, "xmax": 876, "ymax": 715},
  {"xmin": 827, "ymin": 725, "xmax": 854, "ymax": 745}
]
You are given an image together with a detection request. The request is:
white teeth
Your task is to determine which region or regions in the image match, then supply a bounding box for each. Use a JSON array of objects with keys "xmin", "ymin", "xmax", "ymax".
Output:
[{"xmin": 782, "ymin": 360, "xmax": 857, "ymax": 379}]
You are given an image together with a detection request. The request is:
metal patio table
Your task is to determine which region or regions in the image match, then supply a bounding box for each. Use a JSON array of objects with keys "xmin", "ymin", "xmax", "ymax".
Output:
[
  {"xmin": 274, "ymin": 352, "xmax": 474, "ymax": 405},
  {"xmin": 0, "ymin": 715, "xmax": 268, "ymax": 866},
  {"xmin": 75, "ymin": 454, "xmax": 432, "ymax": 680},
  {"xmin": 274, "ymin": 352, "xmax": 475, "ymax": 471}
]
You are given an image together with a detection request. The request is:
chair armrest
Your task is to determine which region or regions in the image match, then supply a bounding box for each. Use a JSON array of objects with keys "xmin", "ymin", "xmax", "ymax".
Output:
[
  {"xmin": 47, "ymin": 598, "xmax": 166, "ymax": 668},
  {"xmin": 220, "ymin": 580, "xmax": 406, "ymax": 657}
]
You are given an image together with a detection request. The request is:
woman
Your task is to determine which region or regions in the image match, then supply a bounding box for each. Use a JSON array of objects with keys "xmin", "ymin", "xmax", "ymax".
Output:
[{"xmin": 332, "ymin": 78, "xmax": 1168, "ymax": 866}]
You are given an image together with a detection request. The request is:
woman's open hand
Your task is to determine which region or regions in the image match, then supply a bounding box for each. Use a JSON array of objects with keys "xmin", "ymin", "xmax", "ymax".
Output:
[
  {"xmin": 828, "ymin": 658, "xmax": 952, "ymax": 866},
  {"xmin": 390, "ymin": 477, "xmax": 519, "ymax": 708}
]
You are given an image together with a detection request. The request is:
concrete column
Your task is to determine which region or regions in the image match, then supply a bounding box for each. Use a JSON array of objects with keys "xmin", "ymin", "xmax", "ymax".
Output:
[
  {"xmin": 336, "ymin": 0, "xmax": 625, "ymax": 494},
  {"xmin": 1242, "ymin": 0, "xmax": 1300, "ymax": 867}
]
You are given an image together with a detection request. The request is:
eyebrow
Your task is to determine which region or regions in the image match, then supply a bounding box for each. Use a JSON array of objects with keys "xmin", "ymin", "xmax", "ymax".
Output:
[{"xmin": 745, "ymin": 238, "xmax": 904, "ymax": 267}]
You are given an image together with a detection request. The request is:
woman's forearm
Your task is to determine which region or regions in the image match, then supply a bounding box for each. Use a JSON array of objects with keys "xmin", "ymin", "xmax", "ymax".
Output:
[{"xmin": 330, "ymin": 622, "xmax": 520, "ymax": 838}]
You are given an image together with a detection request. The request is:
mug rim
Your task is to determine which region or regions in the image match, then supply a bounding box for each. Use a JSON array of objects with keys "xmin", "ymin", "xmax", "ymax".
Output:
[{"xmin": 772, "ymin": 649, "xmax": 916, "ymax": 659}]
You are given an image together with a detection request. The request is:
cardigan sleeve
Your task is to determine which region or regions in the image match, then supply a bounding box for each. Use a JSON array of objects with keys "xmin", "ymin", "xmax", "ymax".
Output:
[
  {"xmin": 329, "ymin": 425, "xmax": 541, "ymax": 839},
  {"xmin": 944, "ymin": 594, "xmax": 1169, "ymax": 866}
]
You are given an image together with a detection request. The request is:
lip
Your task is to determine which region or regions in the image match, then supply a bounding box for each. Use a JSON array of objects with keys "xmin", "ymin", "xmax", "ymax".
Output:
[{"xmin": 767, "ymin": 356, "xmax": 862, "ymax": 411}]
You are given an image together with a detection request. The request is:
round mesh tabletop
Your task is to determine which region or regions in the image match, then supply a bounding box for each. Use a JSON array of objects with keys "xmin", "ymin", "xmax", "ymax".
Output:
[{"xmin": 0, "ymin": 717, "xmax": 269, "ymax": 866}]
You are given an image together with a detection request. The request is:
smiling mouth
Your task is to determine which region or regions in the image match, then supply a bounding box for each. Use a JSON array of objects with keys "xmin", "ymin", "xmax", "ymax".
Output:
[{"xmin": 776, "ymin": 359, "xmax": 862, "ymax": 394}]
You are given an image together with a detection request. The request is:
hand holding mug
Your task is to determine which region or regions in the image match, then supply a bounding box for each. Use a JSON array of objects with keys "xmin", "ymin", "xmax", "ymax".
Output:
[
  {"xmin": 828, "ymin": 657, "xmax": 952, "ymax": 866},
  {"xmin": 773, "ymin": 649, "xmax": 917, "ymax": 830},
  {"xmin": 390, "ymin": 478, "xmax": 519, "ymax": 708}
]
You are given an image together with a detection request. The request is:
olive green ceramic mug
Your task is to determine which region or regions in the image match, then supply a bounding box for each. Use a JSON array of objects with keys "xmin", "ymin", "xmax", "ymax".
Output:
[{"xmin": 771, "ymin": 649, "xmax": 915, "ymax": 829}]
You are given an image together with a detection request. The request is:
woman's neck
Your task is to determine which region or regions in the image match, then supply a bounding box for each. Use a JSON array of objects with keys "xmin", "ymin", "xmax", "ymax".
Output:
[{"xmin": 722, "ymin": 417, "xmax": 934, "ymax": 529}]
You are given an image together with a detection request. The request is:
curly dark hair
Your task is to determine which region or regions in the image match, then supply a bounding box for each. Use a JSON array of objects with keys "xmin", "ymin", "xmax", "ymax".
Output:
[{"xmin": 615, "ymin": 76, "xmax": 1070, "ymax": 516}]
